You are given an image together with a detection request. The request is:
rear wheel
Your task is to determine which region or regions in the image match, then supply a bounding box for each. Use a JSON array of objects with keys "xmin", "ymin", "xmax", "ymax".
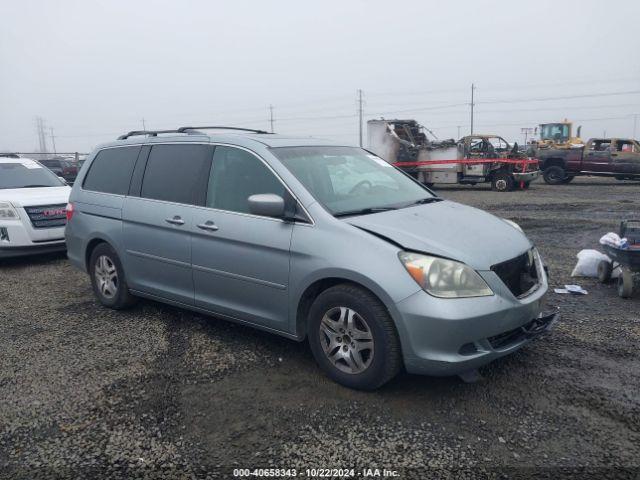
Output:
[
  {"xmin": 89, "ymin": 243, "xmax": 137, "ymax": 309},
  {"xmin": 307, "ymin": 284, "xmax": 402, "ymax": 390},
  {"xmin": 491, "ymin": 171, "xmax": 514, "ymax": 192},
  {"xmin": 543, "ymin": 165, "xmax": 567, "ymax": 185},
  {"xmin": 561, "ymin": 175, "xmax": 575, "ymax": 184},
  {"xmin": 597, "ymin": 260, "xmax": 613, "ymax": 283}
]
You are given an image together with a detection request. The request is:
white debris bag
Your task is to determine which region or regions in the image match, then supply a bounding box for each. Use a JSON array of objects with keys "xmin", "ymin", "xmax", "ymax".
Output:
[
  {"xmin": 599, "ymin": 232, "xmax": 629, "ymax": 249},
  {"xmin": 571, "ymin": 249, "xmax": 611, "ymax": 277}
]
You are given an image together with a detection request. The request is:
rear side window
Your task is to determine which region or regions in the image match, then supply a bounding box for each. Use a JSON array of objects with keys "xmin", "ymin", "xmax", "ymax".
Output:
[
  {"xmin": 141, "ymin": 144, "xmax": 211, "ymax": 205},
  {"xmin": 83, "ymin": 147, "xmax": 141, "ymax": 195}
]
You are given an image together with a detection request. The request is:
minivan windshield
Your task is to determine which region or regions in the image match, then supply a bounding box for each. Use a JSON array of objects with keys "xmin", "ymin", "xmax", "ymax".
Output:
[
  {"xmin": 272, "ymin": 146, "xmax": 436, "ymax": 216},
  {"xmin": 0, "ymin": 161, "xmax": 65, "ymax": 189}
]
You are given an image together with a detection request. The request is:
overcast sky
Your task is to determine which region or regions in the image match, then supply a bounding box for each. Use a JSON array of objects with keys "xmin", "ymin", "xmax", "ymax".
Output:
[{"xmin": 1, "ymin": 0, "xmax": 639, "ymax": 153}]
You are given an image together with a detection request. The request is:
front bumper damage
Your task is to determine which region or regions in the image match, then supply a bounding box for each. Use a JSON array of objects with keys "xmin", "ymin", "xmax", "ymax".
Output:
[{"xmin": 393, "ymin": 262, "xmax": 556, "ymax": 378}]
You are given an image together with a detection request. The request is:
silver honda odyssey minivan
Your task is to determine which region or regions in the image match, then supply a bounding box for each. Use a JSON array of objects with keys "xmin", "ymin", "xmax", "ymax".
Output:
[{"xmin": 66, "ymin": 127, "xmax": 556, "ymax": 390}]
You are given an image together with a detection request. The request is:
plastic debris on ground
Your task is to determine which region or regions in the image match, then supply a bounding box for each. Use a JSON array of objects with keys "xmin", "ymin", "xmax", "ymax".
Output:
[{"xmin": 554, "ymin": 285, "xmax": 588, "ymax": 295}]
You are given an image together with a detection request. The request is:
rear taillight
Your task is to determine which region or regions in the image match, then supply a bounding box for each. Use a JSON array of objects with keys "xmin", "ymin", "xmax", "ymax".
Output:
[{"xmin": 65, "ymin": 202, "xmax": 74, "ymax": 221}]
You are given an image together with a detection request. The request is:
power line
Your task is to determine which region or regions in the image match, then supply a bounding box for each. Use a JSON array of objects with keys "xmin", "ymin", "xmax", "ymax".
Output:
[
  {"xmin": 365, "ymin": 76, "xmax": 640, "ymax": 99},
  {"xmin": 430, "ymin": 114, "xmax": 638, "ymax": 130},
  {"xmin": 370, "ymin": 102, "xmax": 468, "ymax": 116},
  {"xmin": 478, "ymin": 90, "xmax": 640, "ymax": 105}
]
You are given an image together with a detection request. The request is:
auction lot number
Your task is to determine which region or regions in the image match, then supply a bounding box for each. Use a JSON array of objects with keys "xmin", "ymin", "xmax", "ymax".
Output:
[{"xmin": 234, "ymin": 468, "xmax": 399, "ymax": 477}]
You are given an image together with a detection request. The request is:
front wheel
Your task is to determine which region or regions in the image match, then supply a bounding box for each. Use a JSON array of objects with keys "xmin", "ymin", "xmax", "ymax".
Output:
[
  {"xmin": 618, "ymin": 269, "xmax": 635, "ymax": 299},
  {"xmin": 491, "ymin": 172, "xmax": 514, "ymax": 192},
  {"xmin": 307, "ymin": 284, "xmax": 402, "ymax": 390},
  {"xmin": 89, "ymin": 243, "xmax": 137, "ymax": 309}
]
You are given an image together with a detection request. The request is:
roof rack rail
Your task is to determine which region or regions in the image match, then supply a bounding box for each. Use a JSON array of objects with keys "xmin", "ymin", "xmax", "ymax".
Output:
[
  {"xmin": 118, "ymin": 126, "xmax": 270, "ymax": 140},
  {"xmin": 118, "ymin": 129, "xmax": 187, "ymax": 140},
  {"xmin": 177, "ymin": 126, "xmax": 270, "ymax": 134}
]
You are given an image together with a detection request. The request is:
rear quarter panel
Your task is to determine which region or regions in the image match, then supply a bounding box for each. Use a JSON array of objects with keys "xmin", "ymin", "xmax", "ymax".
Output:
[{"xmin": 66, "ymin": 149, "xmax": 126, "ymax": 271}]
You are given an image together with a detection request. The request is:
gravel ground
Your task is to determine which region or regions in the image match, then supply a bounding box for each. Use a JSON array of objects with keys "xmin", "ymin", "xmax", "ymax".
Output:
[{"xmin": 1, "ymin": 177, "xmax": 639, "ymax": 479}]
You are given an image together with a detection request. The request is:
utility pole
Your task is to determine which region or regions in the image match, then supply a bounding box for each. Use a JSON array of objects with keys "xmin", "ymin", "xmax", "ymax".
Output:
[
  {"xmin": 633, "ymin": 114, "xmax": 638, "ymax": 139},
  {"xmin": 269, "ymin": 105, "xmax": 275, "ymax": 133},
  {"xmin": 457, "ymin": 125, "xmax": 461, "ymax": 139},
  {"xmin": 520, "ymin": 127, "xmax": 535, "ymax": 147},
  {"xmin": 142, "ymin": 118, "xmax": 147, "ymax": 131},
  {"xmin": 49, "ymin": 127, "xmax": 57, "ymax": 154},
  {"xmin": 470, "ymin": 83, "xmax": 475, "ymax": 135},
  {"xmin": 357, "ymin": 89, "xmax": 364, "ymax": 147}
]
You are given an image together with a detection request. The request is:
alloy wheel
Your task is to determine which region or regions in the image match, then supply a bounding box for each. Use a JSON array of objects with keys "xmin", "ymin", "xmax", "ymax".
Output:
[
  {"xmin": 94, "ymin": 255, "xmax": 118, "ymax": 299},
  {"xmin": 319, "ymin": 306, "xmax": 374, "ymax": 374}
]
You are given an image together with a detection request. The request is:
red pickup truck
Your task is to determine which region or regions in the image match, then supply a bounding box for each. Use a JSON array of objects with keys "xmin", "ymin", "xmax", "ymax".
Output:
[{"xmin": 538, "ymin": 138, "xmax": 640, "ymax": 184}]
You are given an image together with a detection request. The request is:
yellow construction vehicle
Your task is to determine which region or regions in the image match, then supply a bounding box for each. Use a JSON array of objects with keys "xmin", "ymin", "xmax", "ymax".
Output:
[{"xmin": 535, "ymin": 119, "xmax": 584, "ymax": 149}]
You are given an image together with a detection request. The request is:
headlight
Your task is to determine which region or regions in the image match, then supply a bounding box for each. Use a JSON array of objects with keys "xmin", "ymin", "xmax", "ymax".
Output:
[
  {"xmin": 0, "ymin": 202, "xmax": 18, "ymax": 220},
  {"xmin": 503, "ymin": 219, "xmax": 523, "ymax": 233},
  {"xmin": 399, "ymin": 252, "xmax": 493, "ymax": 298}
]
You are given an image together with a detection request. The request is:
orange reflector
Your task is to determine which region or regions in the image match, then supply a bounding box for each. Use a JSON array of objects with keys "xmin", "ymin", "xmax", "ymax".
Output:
[{"xmin": 405, "ymin": 264, "xmax": 424, "ymax": 286}]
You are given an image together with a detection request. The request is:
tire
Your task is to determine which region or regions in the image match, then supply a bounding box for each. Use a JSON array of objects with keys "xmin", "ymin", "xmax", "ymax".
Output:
[
  {"xmin": 491, "ymin": 172, "xmax": 514, "ymax": 192},
  {"xmin": 89, "ymin": 243, "xmax": 137, "ymax": 309},
  {"xmin": 521, "ymin": 181, "xmax": 531, "ymax": 190},
  {"xmin": 543, "ymin": 165, "xmax": 567, "ymax": 185},
  {"xmin": 617, "ymin": 269, "xmax": 634, "ymax": 299},
  {"xmin": 597, "ymin": 260, "xmax": 612, "ymax": 284},
  {"xmin": 561, "ymin": 176, "xmax": 575, "ymax": 184},
  {"xmin": 307, "ymin": 284, "xmax": 402, "ymax": 390}
]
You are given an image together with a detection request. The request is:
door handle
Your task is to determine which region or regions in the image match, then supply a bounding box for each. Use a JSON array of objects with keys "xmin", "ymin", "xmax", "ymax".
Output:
[
  {"xmin": 165, "ymin": 216, "xmax": 185, "ymax": 226},
  {"xmin": 197, "ymin": 220, "xmax": 219, "ymax": 232}
]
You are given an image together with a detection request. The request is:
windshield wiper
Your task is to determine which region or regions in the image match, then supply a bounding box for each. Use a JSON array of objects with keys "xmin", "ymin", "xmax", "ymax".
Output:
[
  {"xmin": 410, "ymin": 197, "xmax": 443, "ymax": 205},
  {"xmin": 20, "ymin": 185, "xmax": 52, "ymax": 188},
  {"xmin": 334, "ymin": 206, "xmax": 398, "ymax": 218}
]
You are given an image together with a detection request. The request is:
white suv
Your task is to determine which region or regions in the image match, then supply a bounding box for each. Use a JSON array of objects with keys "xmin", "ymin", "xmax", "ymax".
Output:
[{"xmin": 0, "ymin": 155, "xmax": 71, "ymax": 258}]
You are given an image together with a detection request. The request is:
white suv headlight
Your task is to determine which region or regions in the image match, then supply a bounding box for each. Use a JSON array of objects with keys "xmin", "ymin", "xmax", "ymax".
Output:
[
  {"xmin": 0, "ymin": 202, "xmax": 19, "ymax": 220},
  {"xmin": 399, "ymin": 252, "xmax": 494, "ymax": 298}
]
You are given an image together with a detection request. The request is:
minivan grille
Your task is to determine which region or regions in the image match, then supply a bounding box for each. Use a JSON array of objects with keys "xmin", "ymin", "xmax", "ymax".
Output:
[
  {"xmin": 23, "ymin": 204, "xmax": 67, "ymax": 229},
  {"xmin": 491, "ymin": 249, "xmax": 539, "ymax": 298}
]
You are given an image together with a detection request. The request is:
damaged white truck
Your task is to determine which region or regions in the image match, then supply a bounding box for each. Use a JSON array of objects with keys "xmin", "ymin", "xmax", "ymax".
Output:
[{"xmin": 367, "ymin": 119, "xmax": 540, "ymax": 191}]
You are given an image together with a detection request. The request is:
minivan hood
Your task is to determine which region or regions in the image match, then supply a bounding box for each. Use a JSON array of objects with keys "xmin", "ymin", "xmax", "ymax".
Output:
[
  {"xmin": 345, "ymin": 200, "xmax": 531, "ymax": 271},
  {"xmin": 0, "ymin": 186, "xmax": 71, "ymax": 207}
]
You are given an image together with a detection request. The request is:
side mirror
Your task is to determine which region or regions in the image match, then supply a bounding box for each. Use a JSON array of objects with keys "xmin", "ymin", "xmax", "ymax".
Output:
[
  {"xmin": 58, "ymin": 176, "xmax": 68, "ymax": 185},
  {"xmin": 248, "ymin": 194, "xmax": 285, "ymax": 218}
]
